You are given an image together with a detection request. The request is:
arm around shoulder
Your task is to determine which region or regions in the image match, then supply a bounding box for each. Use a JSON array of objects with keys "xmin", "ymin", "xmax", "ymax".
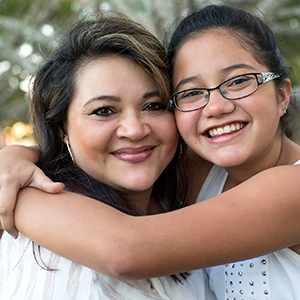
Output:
[
  {"xmin": 0, "ymin": 145, "xmax": 64, "ymax": 236},
  {"xmin": 14, "ymin": 165, "xmax": 300, "ymax": 279}
]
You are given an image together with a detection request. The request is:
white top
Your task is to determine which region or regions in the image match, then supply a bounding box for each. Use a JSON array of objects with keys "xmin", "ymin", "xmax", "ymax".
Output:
[
  {"xmin": 0, "ymin": 232, "xmax": 215, "ymax": 300},
  {"xmin": 196, "ymin": 161, "xmax": 300, "ymax": 300}
]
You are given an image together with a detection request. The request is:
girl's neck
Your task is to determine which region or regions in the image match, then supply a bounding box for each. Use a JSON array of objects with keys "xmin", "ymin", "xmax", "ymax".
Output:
[{"xmin": 223, "ymin": 135, "xmax": 300, "ymax": 191}]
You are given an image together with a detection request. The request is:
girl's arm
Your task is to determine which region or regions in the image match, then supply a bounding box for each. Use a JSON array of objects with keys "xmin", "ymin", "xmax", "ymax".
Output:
[
  {"xmin": 14, "ymin": 164, "xmax": 300, "ymax": 279},
  {"xmin": 0, "ymin": 145, "xmax": 64, "ymax": 237}
]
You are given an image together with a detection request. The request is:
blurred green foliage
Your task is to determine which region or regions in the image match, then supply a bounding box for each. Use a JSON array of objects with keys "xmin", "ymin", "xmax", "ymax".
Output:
[{"xmin": 0, "ymin": 0, "xmax": 299, "ymax": 130}]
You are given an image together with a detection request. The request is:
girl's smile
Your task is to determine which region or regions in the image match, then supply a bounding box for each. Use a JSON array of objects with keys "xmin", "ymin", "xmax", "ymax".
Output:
[{"xmin": 173, "ymin": 30, "xmax": 290, "ymax": 176}]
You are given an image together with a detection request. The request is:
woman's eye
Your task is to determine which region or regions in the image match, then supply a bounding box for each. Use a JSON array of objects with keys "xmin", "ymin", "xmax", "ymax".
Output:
[
  {"xmin": 92, "ymin": 107, "xmax": 115, "ymax": 116},
  {"xmin": 144, "ymin": 102, "xmax": 166, "ymax": 111}
]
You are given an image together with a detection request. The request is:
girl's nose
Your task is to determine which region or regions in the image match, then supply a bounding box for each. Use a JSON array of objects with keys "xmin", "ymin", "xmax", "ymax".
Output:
[{"xmin": 202, "ymin": 89, "xmax": 235, "ymax": 118}]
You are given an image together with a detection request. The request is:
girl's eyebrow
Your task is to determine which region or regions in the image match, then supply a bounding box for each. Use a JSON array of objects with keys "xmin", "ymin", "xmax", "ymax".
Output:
[
  {"xmin": 174, "ymin": 63, "xmax": 256, "ymax": 91},
  {"xmin": 220, "ymin": 63, "xmax": 255, "ymax": 74},
  {"xmin": 174, "ymin": 76, "xmax": 199, "ymax": 92}
]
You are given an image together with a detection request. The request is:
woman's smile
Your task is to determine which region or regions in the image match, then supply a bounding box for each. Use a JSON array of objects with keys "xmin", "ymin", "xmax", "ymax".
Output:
[
  {"xmin": 112, "ymin": 145, "xmax": 156, "ymax": 163},
  {"xmin": 66, "ymin": 55, "xmax": 178, "ymax": 193}
]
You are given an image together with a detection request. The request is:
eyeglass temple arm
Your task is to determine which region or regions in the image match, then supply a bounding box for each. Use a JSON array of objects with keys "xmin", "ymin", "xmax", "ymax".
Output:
[{"xmin": 260, "ymin": 72, "xmax": 280, "ymax": 83}]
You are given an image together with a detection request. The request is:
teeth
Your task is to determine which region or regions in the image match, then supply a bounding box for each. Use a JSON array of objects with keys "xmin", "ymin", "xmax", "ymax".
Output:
[
  {"xmin": 208, "ymin": 123, "xmax": 245, "ymax": 138},
  {"xmin": 224, "ymin": 125, "xmax": 230, "ymax": 133}
]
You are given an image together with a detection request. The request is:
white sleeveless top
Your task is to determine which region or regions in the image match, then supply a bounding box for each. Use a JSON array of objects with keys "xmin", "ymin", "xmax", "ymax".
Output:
[
  {"xmin": 0, "ymin": 232, "xmax": 215, "ymax": 300},
  {"xmin": 196, "ymin": 161, "xmax": 300, "ymax": 300}
]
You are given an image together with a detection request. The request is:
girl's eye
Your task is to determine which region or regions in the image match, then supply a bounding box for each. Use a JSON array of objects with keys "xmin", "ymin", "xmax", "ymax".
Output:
[
  {"xmin": 182, "ymin": 90, "xmax": 204, "ymax": 99},
  {"xmin": 230, "ymin": 77, "xmax": 249, "ymax": 86},
  {"xmin": 144, "ymin": 102, "xmax": 166, "ymax": 111},
  {"xmin": 92, "ymin": 107, "xmax": 116, "ymax": 116}
]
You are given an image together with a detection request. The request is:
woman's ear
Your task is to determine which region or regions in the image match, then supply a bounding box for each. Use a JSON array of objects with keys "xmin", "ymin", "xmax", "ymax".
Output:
[
  {"xmin": 278, "ymin": 78, "xmax": 292, "ymax": 117},
  {"xmin": 63, "ymin": 134, "xmax": 68, "ymax": 144},
  {"xmin": 63, "ymin": 134, "xmax": 75, "ymax": 163}
]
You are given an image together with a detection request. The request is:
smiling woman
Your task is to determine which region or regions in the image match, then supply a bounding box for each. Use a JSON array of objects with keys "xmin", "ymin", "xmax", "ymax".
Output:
[
  {"xmin": 0, "ymin": 13, "xmax": 213, "ymax": 300},
  {"xmin": 64, "ymin": 56, "xmax": 178, "ymax": 203}
]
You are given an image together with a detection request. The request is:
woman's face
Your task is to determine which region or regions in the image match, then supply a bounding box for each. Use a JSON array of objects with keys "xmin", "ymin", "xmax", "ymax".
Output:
[
  {"xmin": 172, "ymin": 30, "xmax": 290, "ymax": 169},
  {"xmin": 66, "ymin": 56, "xmax": 178, "ymax": 197}
]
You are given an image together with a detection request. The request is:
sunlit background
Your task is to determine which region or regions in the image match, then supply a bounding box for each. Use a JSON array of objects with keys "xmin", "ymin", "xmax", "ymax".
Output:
[{"xmin": 0, "ymin": 0, "xmax": 300, "ymax": 148}]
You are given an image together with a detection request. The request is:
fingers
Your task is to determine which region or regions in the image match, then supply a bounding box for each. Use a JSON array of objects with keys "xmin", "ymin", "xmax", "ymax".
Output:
[
  {"xmin": 0, "ymin": 166, "xmax": 64, "ymax": 239},
  {"xmin": 0, "ymin": 184, "xmax": 19, "ymax": 238},
  {"xmin": 29, "ymin": 169, "xmax": 65, "ymax": 193},
  {"xmin": 41, "ymin": 181, "xmax": 65, "ymax": 193}
]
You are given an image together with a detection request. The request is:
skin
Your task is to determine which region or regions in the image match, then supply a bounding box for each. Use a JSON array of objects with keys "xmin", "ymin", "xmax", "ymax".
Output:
[
  {"xmin": 0, "ymin": 55, "xmax": 179, "ymax": 238},
  {"xmin": 1, "ymin": 29, "xmax": 300, "ymax": 280},
  {"xmin": 64, "ymin": 56, "xmax": 178, "ymax": 213},
  {"xmin": 173, "ymin": 31, "xmax": 293, "ymax": 180},
  {"xmin": 172, "ymin": 30, "xmax": 300, "ymax": 253},
  {"xmin": 13, "ymin": 166, "xmax": 300, "ymax": 278}
]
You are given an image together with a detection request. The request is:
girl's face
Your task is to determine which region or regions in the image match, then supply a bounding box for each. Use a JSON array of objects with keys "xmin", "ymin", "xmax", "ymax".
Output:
[
  {"xmin": 66, "ymin": 56, "xmax": 178, "ymax": 199},
  {"xmin": 172, "ymin": 30, "xmax": 290, "ymax": 170}
]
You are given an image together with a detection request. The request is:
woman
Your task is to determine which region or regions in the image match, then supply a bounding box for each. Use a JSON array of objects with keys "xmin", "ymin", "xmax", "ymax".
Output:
[
  {"xmin": 1, "ymin": 3, "xmax": 300, "ymax": 298},
  {"xmin": 0, "ymin": 13, "xmax": 213, "ymax": 300}
]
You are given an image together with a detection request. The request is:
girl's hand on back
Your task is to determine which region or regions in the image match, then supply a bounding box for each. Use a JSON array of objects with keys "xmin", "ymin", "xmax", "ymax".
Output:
[{"xmin": 0, "ymin": 145, "xmax": 64, "ymax": 238}]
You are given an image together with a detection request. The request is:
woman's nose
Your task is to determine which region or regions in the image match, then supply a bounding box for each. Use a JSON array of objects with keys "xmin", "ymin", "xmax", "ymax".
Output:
[{"xmin": 116, "ymin": 112, "xmax": 151, "ymax": 140}]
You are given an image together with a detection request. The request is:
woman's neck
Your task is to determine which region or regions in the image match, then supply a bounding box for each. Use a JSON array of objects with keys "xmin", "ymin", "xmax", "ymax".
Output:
[
  {"xmin": 126, "ymin": 188, "xmax": 154, "ymax": 215},
  {"xmin": 184, "ymin": 149, "xmax": 213, "ymax": 206}
]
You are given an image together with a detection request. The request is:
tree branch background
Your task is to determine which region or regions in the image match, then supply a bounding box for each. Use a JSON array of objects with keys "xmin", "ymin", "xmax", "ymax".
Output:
[{"xmin": 0, "ymin": 0, "xmax": 299, "ymax": 146}]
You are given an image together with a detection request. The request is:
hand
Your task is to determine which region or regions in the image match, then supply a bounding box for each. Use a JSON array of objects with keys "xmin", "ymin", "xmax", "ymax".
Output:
[{"xmin": 0, "ymin": 145, "xmax": 64, "ymax": 238}]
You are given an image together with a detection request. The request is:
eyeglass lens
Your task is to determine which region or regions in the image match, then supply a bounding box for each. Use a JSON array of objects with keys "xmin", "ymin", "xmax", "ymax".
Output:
[{"xmin": 174, "ymin": 74, "xmax": 258, "ymax": 111}]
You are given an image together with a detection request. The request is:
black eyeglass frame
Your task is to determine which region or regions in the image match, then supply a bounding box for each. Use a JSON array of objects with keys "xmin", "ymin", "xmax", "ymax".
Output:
[{"xmin": 170, "ymin": 72, "xmax": 281, "ymax": 112}]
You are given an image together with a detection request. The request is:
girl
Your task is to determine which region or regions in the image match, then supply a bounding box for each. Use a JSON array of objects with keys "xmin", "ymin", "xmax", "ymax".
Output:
[{"xmin": 168, "ymin": 5, "xmax": 300, "ymax": 298}]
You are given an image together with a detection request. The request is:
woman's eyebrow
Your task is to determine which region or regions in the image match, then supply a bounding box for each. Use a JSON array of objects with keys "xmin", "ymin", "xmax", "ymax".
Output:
[
  {"xmin": 83, "ymin": 95, "xmax": 120, "ymax": 106},
  {"xmin": 143, "ymin": 90, "xmax": 160, "ymax": 99},
  {"xmin": 82, "ymin": 90, "xmax": 160, "ymax": 107}
]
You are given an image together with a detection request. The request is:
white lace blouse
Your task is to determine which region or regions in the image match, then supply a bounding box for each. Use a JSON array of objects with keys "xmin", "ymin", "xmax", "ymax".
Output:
[{"xmin": 0, "ymin": 231, "xmax": 215, "ymax": 300}]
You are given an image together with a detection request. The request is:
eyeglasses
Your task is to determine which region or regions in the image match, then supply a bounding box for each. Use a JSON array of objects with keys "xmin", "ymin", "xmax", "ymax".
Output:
[{"xmin": 170, "ymin": 72, "xmax": 280, "ymax": 112}]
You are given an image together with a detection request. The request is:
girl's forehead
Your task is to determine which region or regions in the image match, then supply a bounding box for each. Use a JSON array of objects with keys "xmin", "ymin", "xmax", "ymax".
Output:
[
  {"xmin": 175, "ymin": 30, "xmax": 260, "ymax": 70},
  {"xmin": 171, "ymin": 31, "xmax": 268, "ymax": 91}
]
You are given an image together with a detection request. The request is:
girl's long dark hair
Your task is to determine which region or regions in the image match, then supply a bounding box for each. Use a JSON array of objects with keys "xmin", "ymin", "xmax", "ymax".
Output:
[{"xmin": 167, "ymin": 4, "xmax": 298, "ymax": 137}]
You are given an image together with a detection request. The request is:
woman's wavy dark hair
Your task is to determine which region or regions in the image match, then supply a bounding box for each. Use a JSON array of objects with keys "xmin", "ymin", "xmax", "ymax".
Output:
[
  {"xmin": 29, "ymin": 13, "xmax": 188, "ymax": 282},
  {"xmin": 167, "ymin": 4, "xmax": 298, "ymax": 137},
  {"xmin": 30, "ymin": 12, "xmax": 187, "ymax": 215}
]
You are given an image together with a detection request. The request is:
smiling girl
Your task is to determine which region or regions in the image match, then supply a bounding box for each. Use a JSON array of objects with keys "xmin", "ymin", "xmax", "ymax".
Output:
[{"xmin": 168, "ymin": 4, "xmax": 300, "ymax": 298}]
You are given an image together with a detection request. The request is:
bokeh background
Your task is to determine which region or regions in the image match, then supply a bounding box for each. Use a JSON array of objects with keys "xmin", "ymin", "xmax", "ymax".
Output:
[{"xmin": 0, "ymin": 0, "xmax": 299, "ymax": 147}]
